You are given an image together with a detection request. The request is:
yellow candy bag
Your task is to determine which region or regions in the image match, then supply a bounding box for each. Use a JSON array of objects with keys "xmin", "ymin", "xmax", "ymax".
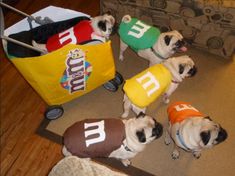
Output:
[{"xmin": 11, "ymin": 42, "xmax": 115, "ymax": 105}]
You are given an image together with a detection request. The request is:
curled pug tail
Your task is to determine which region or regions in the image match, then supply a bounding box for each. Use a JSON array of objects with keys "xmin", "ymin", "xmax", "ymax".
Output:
[{"xmin": 122, "ymin": 15, "xmax": 131, "ymax": 23}]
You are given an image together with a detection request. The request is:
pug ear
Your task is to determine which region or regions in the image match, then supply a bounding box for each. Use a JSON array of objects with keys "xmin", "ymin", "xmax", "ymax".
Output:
[
  {"xmin": 98, "ymin": 20, "xmax": 107, "ymax": 32},
  {"xmin": 102, "ymin": 11, "xmax": 111, "ymax": 15},
  {"xmin": 136, "ymin": 112, "xmax": 146, "ymax": 118},
  {"xmin": 179, "ymin": 64, "xmax": 185, "ymax": 74},
  {"xmin": 204, "ymin": 116, "xmax": 212, "ymax": 121},
  {"xmin": 164, "ymin": 35, "xmax": 172, "ymax": 46},
  {"xmin": 136, "ymin": 130, "xmax": 146, "ymax": 143},
  {"xmin": 200, "ymin": 131, "xmax": 211, "ymax": 145}
]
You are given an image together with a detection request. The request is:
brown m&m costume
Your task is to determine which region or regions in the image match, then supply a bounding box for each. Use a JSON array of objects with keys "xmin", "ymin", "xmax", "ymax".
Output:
[{"xmin": 63, "ymin": 119, "xmax": 125, "ymax": 158}]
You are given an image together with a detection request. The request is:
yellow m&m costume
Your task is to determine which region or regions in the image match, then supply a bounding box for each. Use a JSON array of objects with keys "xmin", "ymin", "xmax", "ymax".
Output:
[{"xmin": 123, "ymin": 64, "xmax": 172, "ymax": 108}]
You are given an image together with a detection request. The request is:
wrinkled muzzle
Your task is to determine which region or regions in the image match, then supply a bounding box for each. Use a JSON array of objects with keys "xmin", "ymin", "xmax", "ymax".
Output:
[
  {"xmin": 174, "ymin": 39, "xmax": 187, "ymax": 52},
  {"xmin": 188, "ymin": 66, "xmax": 197, "ymax": 77},
  {"xmin": 215, "ymin": 127, "xmax": 228, "ymax": 144}
]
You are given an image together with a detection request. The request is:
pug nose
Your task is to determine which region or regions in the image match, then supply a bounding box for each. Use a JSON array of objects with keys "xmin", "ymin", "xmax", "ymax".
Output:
[{"xmin": 153, "ymin": 123, "xmax": 163, "ymax": 139}]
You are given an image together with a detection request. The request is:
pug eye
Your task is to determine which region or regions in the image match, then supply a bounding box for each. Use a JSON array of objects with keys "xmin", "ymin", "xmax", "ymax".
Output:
[
  {"xmin": 175, "ymin": 40, "xmax": 185, "ymax": 48},
  {"xmin": 164, "ymin": 35, "xmax": 172, "ymax": 46},
  {"xmin": 136, "ymin": 130, "xmax": 146, "ymax": 143},
  {"xmin": 98, "ymin": 20, "xmax": 107, "ymax": 32},
  {"xmin": 179, "ymin": 64, "xmax": 184, "ymax": 74},
  {"xmin": 200, "ymin": 131, "xmax": 211, "ymax": 145},
  {"xmin": 175, "ymin": 41, "xmax": 181, "ymax": 47}
]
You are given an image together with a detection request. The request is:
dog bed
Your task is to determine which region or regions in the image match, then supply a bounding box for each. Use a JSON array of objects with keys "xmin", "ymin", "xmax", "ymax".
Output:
[{"xmin": 48, "ymin": 156, "xmax": 127, "ymax": 176}]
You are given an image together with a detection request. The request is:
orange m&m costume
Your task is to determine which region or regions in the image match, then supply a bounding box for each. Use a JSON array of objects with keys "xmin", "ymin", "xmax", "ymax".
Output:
[{"xmin": 167, "ymin": 102, "xmax": 204, "ymax": 125}]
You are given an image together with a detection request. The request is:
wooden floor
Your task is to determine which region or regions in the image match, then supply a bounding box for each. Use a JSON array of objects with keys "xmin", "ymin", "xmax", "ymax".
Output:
[{"xmin": 0, "ymin": 0, "xmax": 100, "ymax": 175}]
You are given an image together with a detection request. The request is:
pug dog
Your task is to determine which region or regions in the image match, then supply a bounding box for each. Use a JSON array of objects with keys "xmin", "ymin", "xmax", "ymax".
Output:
[
  {"xmin": 121, "ymin": 55, "xmax": 197, "ymax": 118},
  {"xmin": 62, "ymin": 113, "xmax": 163, "ymax": 166},
  {"xmin": 118, "ymin": 15, "xmax": 187, "ymax": 66},
  {"xmin": 165, "ymin": 101, "xmax": 228, "ymax": 159},
  {"xmin": 32, "ymin": 13, "xmax": 115, "ymax": 53}
]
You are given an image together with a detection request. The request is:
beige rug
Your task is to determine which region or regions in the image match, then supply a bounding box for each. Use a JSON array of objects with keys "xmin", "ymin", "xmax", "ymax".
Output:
[{"xmin": 40, "ymin": 35, "xmax": 235, "ymax": 176}]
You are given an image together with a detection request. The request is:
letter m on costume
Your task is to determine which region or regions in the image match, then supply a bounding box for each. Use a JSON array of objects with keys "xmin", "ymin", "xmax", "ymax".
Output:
[
  {"xmin": 123, "ymin": 64, "xmax": 171, "ymax": 108},
  {"xmin": 175, "ymin": 104, "xmax": 199, "ymax": 112},
  {"xmin": 128, "ymin": 20, "xmax": 151, "ymax": 38},
  {"xmin": 84, "ymin": 120, "xmax": 106, "ymax": 147},
  {"xmin": 59, "ymin": 27, "xmax": 77, "ymax": 45},
  {"xmin": 136, "ymin": 71, "xmax": 160, "ymax": 97}
]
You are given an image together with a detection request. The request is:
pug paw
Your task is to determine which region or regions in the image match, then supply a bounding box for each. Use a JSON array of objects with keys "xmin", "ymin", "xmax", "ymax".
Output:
[
  {"xmin": 193, "ymin": 151, "xmax": 201, "ymax": 159},
  {"xmin": 121, "ymin": 159, "xmax": 131, "ymax": 167},
  {"xmin": 164, "ymin": 137, "xmax": 171, "ymax": 145},
  {"xmin": 172, "ymin": 150, "xmax": 180, "ymax": 160},
  {"xmin": 121, "ymin": 112, "xmax": 129, "ymax": 118},
  {"xmin": 163, "ymin": 95, "xmax": 170, "ymax": 104},
  {"xmin": 119, "ymin": 55, "xmax": 124, "ymax": 61}
]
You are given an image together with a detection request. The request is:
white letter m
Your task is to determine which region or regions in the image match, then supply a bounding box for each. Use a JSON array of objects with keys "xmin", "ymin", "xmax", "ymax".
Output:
[
  {"xmin": 84, "ymin": 120, "xmax": 106, "ymax": 147},
  {"xmin": 128, "ymin": 20, "xmax": 150, "ymax": 38},
  {"xmin": 175, "ymin": 104, "xmax": 199, "ymax": 112},
  {"xmin": 136, "ymin": 71, "xmax": 160, "ymax": 97},
  {"xmin": 59, "ymin": 27, "xmax": 77, "ymax": 45}
]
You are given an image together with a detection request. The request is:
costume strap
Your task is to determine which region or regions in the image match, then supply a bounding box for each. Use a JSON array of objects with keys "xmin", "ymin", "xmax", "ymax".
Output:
[{"xmin": 150, "ymin": 47, "xmax": 166, "ymax": 60}]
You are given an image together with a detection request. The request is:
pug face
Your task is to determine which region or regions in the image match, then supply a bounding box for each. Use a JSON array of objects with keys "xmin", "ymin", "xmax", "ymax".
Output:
[
  {"xmin": 126, "ymin": 112, "xmax": 163, "ymax": 145},
  {"xmin": 92, "ymin": 14, "xmax": 115, "ymax": 38},
  {"xmin": 199, "ymin": 117, "xmax": 228, "ymax": 149},
  {"xmin": 164, "ymin": 36, "xmax": 186, "ymax": 52},
  {"xmin": 158, "ymin": 30, "xmax": 187, "ymax": 58},
  {"xmin": 164, "ymin": 55, "xmax": 197, "ymax": 82},
  {"xmin": 166, "ymin": 115, "xmax": 228, "ymax": 159},
  {"xmin": 177, "ymin": 59, "xmax": 197, "ymax": 79},
  {"xmin": 118, "ymin": 15, "xmax": 188, "ymax": 66}
]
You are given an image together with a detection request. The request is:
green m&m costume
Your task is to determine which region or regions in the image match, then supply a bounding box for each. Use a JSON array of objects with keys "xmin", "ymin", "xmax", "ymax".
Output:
[{"xmin": 118, "ymin": 18, "xmax": 161, "ymax": 52}]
